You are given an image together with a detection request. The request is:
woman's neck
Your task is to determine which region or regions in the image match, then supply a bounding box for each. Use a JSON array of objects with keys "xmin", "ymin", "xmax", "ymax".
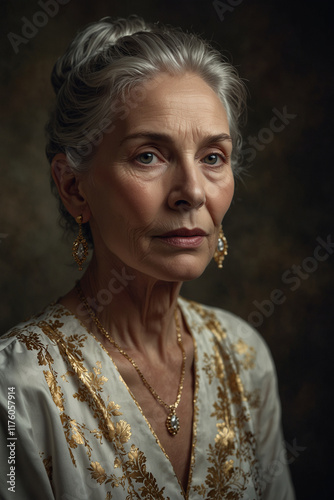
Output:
[{"xmin": 73, "ymin": 254, "xmax": 183, "ymax": 359}]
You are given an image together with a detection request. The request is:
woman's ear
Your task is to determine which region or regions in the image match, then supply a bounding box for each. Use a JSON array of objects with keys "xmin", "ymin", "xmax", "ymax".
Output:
[{"xmin": 51, "ymin": 153, "xmax": 91, "ymax": 222}]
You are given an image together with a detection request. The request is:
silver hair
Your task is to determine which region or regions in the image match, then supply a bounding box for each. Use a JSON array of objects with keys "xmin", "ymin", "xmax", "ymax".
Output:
[{"xmin": 45, "ymin": 15, "xmax": 247, "ymax": 243}]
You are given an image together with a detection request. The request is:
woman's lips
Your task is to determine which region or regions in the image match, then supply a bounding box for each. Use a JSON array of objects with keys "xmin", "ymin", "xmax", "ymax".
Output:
[{"xmin": 156, "ymin": 228, "xmax": 207, "ymax": 248}]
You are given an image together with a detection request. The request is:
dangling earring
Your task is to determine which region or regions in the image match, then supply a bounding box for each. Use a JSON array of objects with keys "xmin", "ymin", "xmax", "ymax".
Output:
[
  {"xmin": 214, "ymin": 226, "xmax": 228, "ymax": 269},
  {"xmin": 72, "ymin": 215, "xmax": 88, "ymax": 271}
]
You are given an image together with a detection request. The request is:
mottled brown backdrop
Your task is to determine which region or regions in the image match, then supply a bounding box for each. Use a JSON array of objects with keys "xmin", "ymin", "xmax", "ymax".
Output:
[{"xmin": 1, "ymin": 0, "xmax": 332, "ymax": 497}]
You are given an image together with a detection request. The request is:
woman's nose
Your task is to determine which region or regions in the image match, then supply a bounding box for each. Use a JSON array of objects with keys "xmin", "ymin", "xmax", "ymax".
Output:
[{"xmin": 167, "ymin": 160, "xmax": 206, "ymax": 211}]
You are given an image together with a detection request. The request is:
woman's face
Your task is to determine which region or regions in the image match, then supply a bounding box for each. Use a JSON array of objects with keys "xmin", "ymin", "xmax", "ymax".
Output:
[{"xmin": 82, "ymin": 72, "xmax": 234, "ymax": 282}]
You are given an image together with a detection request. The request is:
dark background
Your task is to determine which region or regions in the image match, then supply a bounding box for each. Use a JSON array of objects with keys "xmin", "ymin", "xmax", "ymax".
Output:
[{"xmin": 1, "ymin": 0, "xmax": 333, "ymax": 497}]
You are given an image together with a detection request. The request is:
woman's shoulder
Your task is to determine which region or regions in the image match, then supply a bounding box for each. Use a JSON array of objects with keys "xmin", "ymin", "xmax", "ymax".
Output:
[
  {"xmin": 179, "ymin": 296, "xmax": 264, "ymax": 342},
  {"xmin": 0, "ymin": 302, "xmax": 93, "ymax": 404},
  {"xmin": 178, "ymin": 296, "xmax": 275, "ymax": 374},
  {"xmin": 0, "ymin": 302, "xmax": 81, "ymax": 367},
  {"xmin": 2, "ymin": 302, "xmax": 72, "ymax": 338}
]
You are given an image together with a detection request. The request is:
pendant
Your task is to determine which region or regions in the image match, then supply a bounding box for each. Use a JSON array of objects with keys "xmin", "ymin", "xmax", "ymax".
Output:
[{"xmin": 166, "ymin": 409, "xmax": 180, "ymax": 436}]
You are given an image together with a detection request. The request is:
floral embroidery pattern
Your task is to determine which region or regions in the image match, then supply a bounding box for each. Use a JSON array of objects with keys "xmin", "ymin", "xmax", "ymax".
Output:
[
  {"xmin": 232, "ymin": 339, "xmax": 256, "ymax": 370},
  {"xmin": 88, "ymin": 445, "xmax": 169, "ymax": 499},
  {"xmin": 8, "ymin": 306, "xmax": 172, "ymax": 497},
  {"xmin": 3, "ymin": 300, "xmax": 267, "ymax": 499},
  {"xmin": 188, "ymin": 301, "xmax": 262, "ymax": 499}
]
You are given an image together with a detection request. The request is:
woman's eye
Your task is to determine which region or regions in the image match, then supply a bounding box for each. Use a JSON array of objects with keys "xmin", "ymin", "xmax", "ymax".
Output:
[
  {"xmin": 202, "ymin": 153, "xmax": 226, "ymax": 165},
  {"xmin": 136, "ymin": 152, "xmax": 158, "ymax": 165}
]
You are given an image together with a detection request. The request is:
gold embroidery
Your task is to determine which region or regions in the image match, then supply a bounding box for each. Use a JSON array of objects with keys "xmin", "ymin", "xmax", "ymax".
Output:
[
  {"xmin": 211, "ymin": 386, "xmax": 229, "ymax": 421},
  {"xmin": 91, "ymin": 306, "xmax": 187, "ymax": 498},
  {"xmin": 113, "ymin": 420, "xmax": 132, "ymax": 446},
  {"xmin": 202, "ymin": 349, "xmax": 224, "ymax": 384},
  {"xmin": 61, "ymin": 370, "xmax": 74, "ymax": 382},
  {"xmin": 73, "ymin": 361, "xmax": 108, "ymax": 402},
  {"xmin": 60, "ymin": 415, "xmax": 93, "ymax": 464},
  {"xmin": 88, "ymin": 461, "xmax": 126, "ymax": 489},
  {"xmin": 17, "ymin": 331, "xmax": 54, "ymax": 367},
  {"xmin": 124, "ymin": 445, "xmax": 170, "ymax": 500},
  {"xmin": 88, "ymin": 462, "xmax": 125, "ymax": 488},
  {"xmin": 193, "ymin": 484, "xmax": 206, "ymax": 496},
  {"xmin": 233, "ymin": 339, "xmax": 256, "ymax": 370},
  {"xmin": 70, "ymin": 419, "xmax": 86, "ymax": 445},
  {"xmin": 188, "ymin": 301, "xmax": 262, "ymax": 499},
  {"xmin": 88, "ymin": 445, "xmax": 170, "ymax": 498},
  {"xmin": 229, "ymin": 372, "xmax": 247, "ymax": 403},
  {"xmin": 39, "ymin": 452, "xmax": 54, "ymax": 495},
  {"xmin": 43, "ymin": 370, "xmax": 65, "ymax": 411},
  {"xmin": 39, "ymin": 452, "xmax": 53, "ymax": 480},
  {"xmin": 9, "ymin": 299, "xmax": 264, "ymax": 498},
  {"xmin": 89, "ymin": 462, "xmax": 107, "ymax": 484},
  {"xmin": 107, "ymin": 401, "xmax": 122, "ymax": 416},
  {"xmin": 15, "ymin": 305, "xmax": 170, "ymax": 497},
  {"xmin": 184, "ymin": 313, "xmax": 200, "ymax": 500},
  {"xmin": 89, "ymin": 361, "xmax": 108, "ymax": 392},
  {"xmin": 215, "ymin": 423, "xmax": 235, "ymax": 447}
]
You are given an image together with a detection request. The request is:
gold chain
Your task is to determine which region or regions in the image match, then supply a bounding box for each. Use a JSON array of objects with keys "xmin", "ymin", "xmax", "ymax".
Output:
[{"xmin": 76, "ymin": 281, "xmax": 186, "ymax": 436}]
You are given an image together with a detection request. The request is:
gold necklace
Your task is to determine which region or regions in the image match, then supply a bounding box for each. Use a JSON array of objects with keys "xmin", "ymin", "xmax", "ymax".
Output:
[{"xmin": 76, "ymin": 282, "xmax": 186, "ymax": 436}]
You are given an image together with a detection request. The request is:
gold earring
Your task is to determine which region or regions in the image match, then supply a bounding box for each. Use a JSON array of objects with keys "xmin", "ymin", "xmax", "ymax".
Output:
[
  {"xmin": 214, "ymin": 227, "xmax": 228, "ymax": 269},
  {"xmin": 72, "ymin": 215, "xmax": 88, "ymax": 271}
]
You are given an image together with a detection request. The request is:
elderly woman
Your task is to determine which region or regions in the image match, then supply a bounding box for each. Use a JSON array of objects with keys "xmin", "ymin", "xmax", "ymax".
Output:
[{"xmin": 0, "ymin": 16, "xmax": 295, "ymax": 500}]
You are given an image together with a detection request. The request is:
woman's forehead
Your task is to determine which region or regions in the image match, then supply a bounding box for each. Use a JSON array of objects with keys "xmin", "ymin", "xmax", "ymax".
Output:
[{"xmin": 114, "ymin": 73, "xmax": 230, "ymax": 141}]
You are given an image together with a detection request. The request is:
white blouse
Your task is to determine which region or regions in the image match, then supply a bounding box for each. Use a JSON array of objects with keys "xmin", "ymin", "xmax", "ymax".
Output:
[{"xmin": 0, "ymin": 297, "xmax": 295, "ymax": 499}]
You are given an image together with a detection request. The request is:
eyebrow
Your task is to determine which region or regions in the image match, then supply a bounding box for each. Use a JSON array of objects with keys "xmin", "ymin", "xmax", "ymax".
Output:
[{"xmin": 119, "ymin": 132, "xmax": 232, "ymax": 146}]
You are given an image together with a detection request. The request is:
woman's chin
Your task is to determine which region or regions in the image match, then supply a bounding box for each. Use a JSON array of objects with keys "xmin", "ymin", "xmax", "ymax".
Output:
[
  {"xmin": 156, "ymin": 255, "xmax": 210, "ymax": 283},
  {"xmin": 114, "ymin": 253, "xmax": 212, "ymax": 283}
]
